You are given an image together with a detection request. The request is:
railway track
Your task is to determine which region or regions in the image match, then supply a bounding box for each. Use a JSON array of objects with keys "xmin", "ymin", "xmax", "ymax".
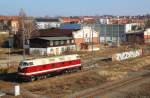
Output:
[
  {"xmin": 68, "ymin": 71, "xmax": 150, "ymax": 98},
  {"xmin": 12, "ymin": 56, "xmax": 111, "ymax": 82},
  {"xmin": 2, "ymin": 55, "xmax": 150, "ymax": 98},
  {"xmin": 18, "ymin": 55, "xmax": 149, "ymax": 82}
]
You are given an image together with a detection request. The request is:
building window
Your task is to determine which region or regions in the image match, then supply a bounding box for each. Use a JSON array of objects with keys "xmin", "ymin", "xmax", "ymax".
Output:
[
  {"xmin": 71, "ymin": 40, "xmax": 74, "ymax": 44},
  {"xmin": 50, "ymin": 48, "xmax": 53, "ymax": 52},
  {"xmin": 84, "ymin": 38, "xmax": 90, "ymax": 42},
  {"xmin": 61, "ymin": 40, "xmax": 64, "ymax": 45},
  {"xmin": 67, "ymin": 40, "xmax": 70, "ymax": 44},
  {"xmin": 50, "ymin": 41, "xmax": 53, "ymax": 46},
  {"xmin": 44, "ymin": 24, "xmax": 48, "ymax": 29},
  {"xmin": 54, "ymin": 41, "xmax": 59, "ymax": 46},
  {"xmin": 61, "ymin": 47, "xmax": 65, "ymax": 52}
]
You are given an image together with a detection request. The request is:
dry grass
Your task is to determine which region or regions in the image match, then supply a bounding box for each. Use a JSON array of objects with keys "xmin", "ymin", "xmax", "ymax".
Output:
[{"xmin": 23, "ymin": 71, "xmax": 107, "ymax": 98}]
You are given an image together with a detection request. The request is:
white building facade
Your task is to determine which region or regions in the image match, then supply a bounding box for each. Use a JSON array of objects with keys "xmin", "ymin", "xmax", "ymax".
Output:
[
  {"xmin": 35, "ymin": 18, "xmax": 61, "ymax": 29},
  {"xmin": 73, "ymin": 26, "xmax": 100, "ymax": 51}
]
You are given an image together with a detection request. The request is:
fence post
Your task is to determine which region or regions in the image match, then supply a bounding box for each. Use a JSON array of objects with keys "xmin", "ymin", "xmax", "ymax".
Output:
[{"xmin": 14, "ymin": 85, "xmax": 20, "ymax": 96}]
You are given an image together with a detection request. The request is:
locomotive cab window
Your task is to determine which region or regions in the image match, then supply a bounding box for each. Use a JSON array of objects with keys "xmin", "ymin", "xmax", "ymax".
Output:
[
  {"xmin": 19, "ymin": 62, "xmax": 28, "ymax": 66},
  {"xmin": 23, "ymin": 62, "xmax": 28, "ymax": 66}
]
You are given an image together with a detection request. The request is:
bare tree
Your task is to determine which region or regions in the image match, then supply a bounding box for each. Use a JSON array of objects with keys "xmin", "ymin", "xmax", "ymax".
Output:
[
  {"xmin": 14, "ymin": 8, "xmax": 38, "ymax": 48},
  {"xmin": 19, "ymin": 8, "xmax": 26, "ymax": 17}
]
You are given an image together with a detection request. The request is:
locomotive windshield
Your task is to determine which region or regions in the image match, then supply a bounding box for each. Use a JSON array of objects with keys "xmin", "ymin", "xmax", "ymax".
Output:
[
  {"xmin": 19, "ymin": 61, "xmax": 33, "ymax": 66},
  {"xmin": 19, "ymin": 62, "xmax": 28, "ymax": 66}
]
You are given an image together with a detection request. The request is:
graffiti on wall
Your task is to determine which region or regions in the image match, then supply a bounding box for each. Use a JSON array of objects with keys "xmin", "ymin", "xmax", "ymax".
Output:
[{"xmin": 112, "ymin": 49, "xmax": 143, "ymax": 61}]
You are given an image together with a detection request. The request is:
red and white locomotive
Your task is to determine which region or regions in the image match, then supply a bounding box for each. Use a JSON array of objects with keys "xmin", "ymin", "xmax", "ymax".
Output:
[{"xmin": 17, "ymin": 54, "xmax": 82, "ymax": 81}]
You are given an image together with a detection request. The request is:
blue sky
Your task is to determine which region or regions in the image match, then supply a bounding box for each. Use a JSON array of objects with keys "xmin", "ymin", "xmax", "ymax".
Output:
[{"xmin": 0, "ymin": 0, "xmax": 150, "ymax": 16}]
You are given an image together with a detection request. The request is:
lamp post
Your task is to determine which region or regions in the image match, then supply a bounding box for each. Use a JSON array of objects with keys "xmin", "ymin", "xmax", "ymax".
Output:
[
  {"xmin": 8, "ymin": 27, "xmax": 13, "ymax": 66},
  {"xmin": 21, "ymin": 16, "xmax": 25, "ymax": 60},
  {"xmin": 8, "ymin": 27, "xmax": 11, "ymax": 67},
  {"xmin": 91, "ymin": 24, "xmax": 95, "ymax": 57},
  {"xmin": 104, "ymin": 23, "xmax": 107, "ymax": 46},
  {"xmin": 117, "ymin": 16, "xmax": 120, "ymax": 47}
]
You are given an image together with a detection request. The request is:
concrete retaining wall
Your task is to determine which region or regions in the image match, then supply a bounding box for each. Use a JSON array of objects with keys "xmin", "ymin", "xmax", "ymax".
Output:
[{"xmin": 112, "ymin": 49, "xmax": 143, "ymax": 61}]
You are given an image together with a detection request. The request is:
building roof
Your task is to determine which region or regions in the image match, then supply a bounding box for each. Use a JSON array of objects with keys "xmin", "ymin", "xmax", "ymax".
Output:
[
  {"xmin": 61, "ymin": 17, "xmax": 81, "ymax": 23},
  {"xmin": 126, "ymin": 30, "xmax": 144, "ymax": 34},
  {"xmin": 31, "ymin": 28, "xmax": 79, "ymax": 38},
  {"xmin": 60, "ymin": 23, "xmax": 81, "ymax": 29},
  {"xmin": 35, "ymin": 18, "xmax": 59, "ymax": 22},
  {"xmin": 0, "ymin": 16, "xmax": 20, "ymax": 20}
]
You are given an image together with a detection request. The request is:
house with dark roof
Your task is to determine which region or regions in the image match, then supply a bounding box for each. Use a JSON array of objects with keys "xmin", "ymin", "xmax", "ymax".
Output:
[
  {"xmin": 35, "ymin": 18, "xmax": 61, "ymax": 29},
  {"xmin": 29, "ymin": 28, "xmax": 78, "ymax": 56}
]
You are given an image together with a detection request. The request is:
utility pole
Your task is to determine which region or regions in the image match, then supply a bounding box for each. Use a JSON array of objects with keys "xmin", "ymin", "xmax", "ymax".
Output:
[
  {"xmin": 104, "ymin": 23, "xmax": 107, "ymax": 46},
  {"xmin": 22, "ymin": 17, "xmax": 25, "ymax": 60},
  {"xmin": 112, "ymin": 24, "xmax": 114, "ymax": 45},
  {"xmin": 8, "ymin": 27, "xmax": 11, "ymax": 67},
  {"xmin": 91, "ymin": 24, "xmax": 94, "ymax": 57},
  {"xmin": 19, "ymin": 8, "xmax": 26, "ymax": 60},
  {"xmin": 90, "ymin": 24, "xmax": 93, "ymax": 65},
  {"xmin": 117, "ymin": 16, "xmax": 120, "ymax": 47}
]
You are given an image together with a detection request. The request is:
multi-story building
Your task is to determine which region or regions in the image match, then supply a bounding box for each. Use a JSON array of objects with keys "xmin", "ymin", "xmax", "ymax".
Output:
[
  {"xmin": 95, "ymin": 23, "xmax": 144, "ymax": 45},
  {"xmin": 0, "ymin": 16, "xmax": 19, "ymax": 34},
  {"xmin": 35, "ymin": 18, "xmax": 61, "ymax": 29},
  {"xmin": 95, "ymin": 24, "xmax": 126, "ymax": 45}
]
